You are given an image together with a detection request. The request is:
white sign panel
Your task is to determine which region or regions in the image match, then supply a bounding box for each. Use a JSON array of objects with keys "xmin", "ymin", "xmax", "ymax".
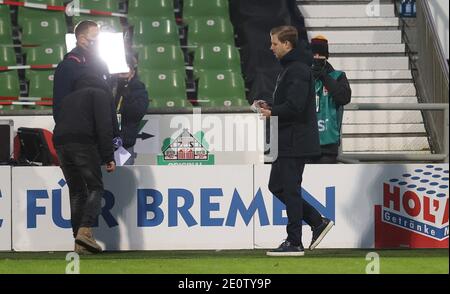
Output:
[
  {"xmin": 12, "ymin": 166, "xmax": 254, "ymax": 251},
  {"xmin": 10, "ymin": 164, "xmax": 449, "ymax": 251},
  {"xmin": 0, "ymin": 167, "xmax": 11, "ymax": 251},
  {"xmin": 253, "ymin": 164, "xmax": 449, "ymax": 249}
]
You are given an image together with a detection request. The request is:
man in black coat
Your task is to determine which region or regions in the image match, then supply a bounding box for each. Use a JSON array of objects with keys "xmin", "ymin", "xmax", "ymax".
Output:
[
  {"xmin": 53, "ymin": 75, "xmax": 117, "ymax": 254},
  {"xmin": 260, "ymin": 26, "xmax": 334, "ymax": 256}
]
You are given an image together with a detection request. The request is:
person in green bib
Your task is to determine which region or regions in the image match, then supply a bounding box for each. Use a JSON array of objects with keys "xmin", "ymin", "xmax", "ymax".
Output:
[{"xmin": 311, "ymin": 36, "xmax": 352, "ymax": 163}]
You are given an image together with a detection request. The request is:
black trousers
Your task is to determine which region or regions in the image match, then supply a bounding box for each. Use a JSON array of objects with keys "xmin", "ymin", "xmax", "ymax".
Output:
[
  {"xmin": 314, "ymin": 154, "xmax": 338, "ymax": 164},
  {"xmin": 269, "ymin": 157, "xmax": 322, "ymax": 246},
  {"xmin": 56, "ymin": 143, "xmax": 104, "ymax": 238}
]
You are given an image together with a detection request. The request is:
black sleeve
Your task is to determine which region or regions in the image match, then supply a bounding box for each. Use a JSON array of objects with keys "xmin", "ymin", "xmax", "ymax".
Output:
[
  {"xmin": 93, "ymin": 90, "xmax": 115, "ymax": 164},
  {"xmin": 121, "ymin": 78, "xmax": 149, "ymax": 123},
  {"xmin": 321, "ymin": 72, "xmax": 352, "ymax": 106},
  {"xmin": 53, "ymin": 60, "xmax": 78, "ymax": 122},
  {"xmin": 271, "ymin": 67, "xmax": 312, "ymax": 120}
]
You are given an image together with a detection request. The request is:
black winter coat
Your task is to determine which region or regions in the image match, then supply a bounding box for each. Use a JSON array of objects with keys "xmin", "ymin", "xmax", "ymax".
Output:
[
  {"xmin": 271, "ymin": 47, "xmax": 321, "ymax": 158},
  {"xmin": 53, "ymin": 77, "xmax": 117, "ymax": 164},
  {"xmin": 53, "ymin": 47, "xmax": 110, "ymax": 122}
]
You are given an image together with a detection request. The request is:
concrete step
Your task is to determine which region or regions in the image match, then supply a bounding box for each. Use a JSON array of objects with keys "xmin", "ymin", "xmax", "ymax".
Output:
[
  {"xmin": 345, "ymin": 70, "xmax": 412, "ymax": 80},
  {"xmin": 305, "ymin": 17, "xmax": 399, "ymax": 28},
  {"xmin": 329, "ymin": 57, "xmax": 409, "ymax": 70},
  {"xmin": 342, "ymin": 136, "xmax": 430, "ymax": 152},
  {"xmin": 307, "ymin": 30, "xmax": 402, "ymax": 44},
  {"xmin": 344, "ymin": 110, "xmax": 424, "ymax": 125},
  {"xmin": 349, "ymin": 83, "xmax": 416, "ymax": 97},
  {"xmin": 343, "ymin": 110, "xmax": 423, "ymax": 124},
  {"xmin": 344, "ymin": 150, "xmax": 432, "ymax": 154},
  {"xmin": 299, "ymin": 4, "xmax": 396, "ymax": 18},
  {"xmin": 342, "ymin": 124, "xmax": 426, "ymax": 134},
  {"xmin": 350, "ymin": 97, "xmax": 419, "ymax": 104},
  {"xmin": 329, "ymin": 43, "xmax": 406, "ymax": 54}
]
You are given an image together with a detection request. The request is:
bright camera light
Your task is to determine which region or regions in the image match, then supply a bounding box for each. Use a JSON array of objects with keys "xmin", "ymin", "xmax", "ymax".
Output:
[{"xmin": 65, "ymin": 33, "xmax": 129, "ymax": 74}]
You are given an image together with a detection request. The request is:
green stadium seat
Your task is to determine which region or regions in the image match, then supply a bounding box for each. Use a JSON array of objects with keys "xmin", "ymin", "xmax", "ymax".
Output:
[
  {"xmin": 78, "ymin": 0, "xmax": 119, "ymax": 12},
  {"xmin": 193, "ymin": 44, "xmax": 241, "ymax": 79},
  {"xmin": 26, "ymin": 69, "xmax": 55, "ymax": 98},
  {"xmin": 130, "ymin": 17, "xmax": 179, "ymax": 46},
  {"xmin": 0, "ymin": 70, "xmax": 20, "ymax": 98},
  {"xmin": 73, "ymin": 15, "xmax": 122, "ymax": 32},
  {"xmin": 183, "ymin": 0, "xmax": 229, "ymax": 24},
  {"xmin": 140, "ymin": 70, "xmax": 188, "ymax": 108},
  {"xmin": 19, "ymin": 9, "xmax": 67, "ymax": 44},
  {"xmin": 0, "ymin": 4, "xmax": 11, "ymax": 18},
  {"xmin": 187, "ymin": 17, "xmax": 235, "ymax": 51},
  {"xmin": 197, "ymin": 71, "xmax": 246, "ymax": 107},
  {"xmin": 135, "ymin": 44, "xmax": 185, "ymax": 73},
  {"xmin": 0, "ymin": 104, "xmax": 25, "ymax": 111},
  {"xmin": 24, "ymin": 44, "xmax": 66, "ymax": 65},
  {"xmin": 0, "ymin": 47, "xmax": 16, "ymax": 66},
  {"xmin": 0, "ymin": 6, "xmax": 12, "ymax": 44},
  {"xmin": 128, "ymin": 0, "xmax": 175, "ymax": 19}
]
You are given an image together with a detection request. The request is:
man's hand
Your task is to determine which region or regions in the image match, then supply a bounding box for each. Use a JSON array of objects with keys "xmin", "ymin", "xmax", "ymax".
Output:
[
  {"xmin": 106, "ymin": 161, "xmax": 116, "ymax": 173},
  {"xmin": 260, "ymin": 108, "xmax": 272, "ymax": 117}
]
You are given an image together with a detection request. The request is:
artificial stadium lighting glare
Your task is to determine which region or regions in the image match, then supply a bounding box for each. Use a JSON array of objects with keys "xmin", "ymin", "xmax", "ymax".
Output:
[{"xmin": 65, "ymin": 33, "xmax": 129, "ymax": 74}]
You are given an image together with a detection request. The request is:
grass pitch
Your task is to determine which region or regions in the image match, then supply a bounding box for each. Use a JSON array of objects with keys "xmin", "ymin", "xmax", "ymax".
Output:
[{"xmin": 0, "ymin": 249, "xmax": 448, "ymax": 274}]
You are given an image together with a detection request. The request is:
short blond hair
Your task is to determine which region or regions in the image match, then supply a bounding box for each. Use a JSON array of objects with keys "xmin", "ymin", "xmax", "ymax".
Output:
[{"xmin": 270, "ymin": 26, "xmax": 298, "ymax": 48}]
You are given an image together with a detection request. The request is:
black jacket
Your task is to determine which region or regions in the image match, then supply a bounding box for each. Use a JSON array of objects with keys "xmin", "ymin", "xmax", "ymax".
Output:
[
  {"xmin": 271, "ymin": 47, "xmax": 321, "ymax": 158},
  {"xmin": 53, "ymin": 47, "xmax": 110, "ymax": 122},
  {"xmin": 314, "ymin": 61, "xmax": 352, "ymax": 155},
  {"xmin": 315, "ymin": 62, "xmax": 352, "ymax": 106},
  {"xmin": 53, "ymin": 77, "xmax": 117, "ymax": 164},
  {"xmin": 115, "ymin": 74, "xmax": 149, "ymax": 149}
]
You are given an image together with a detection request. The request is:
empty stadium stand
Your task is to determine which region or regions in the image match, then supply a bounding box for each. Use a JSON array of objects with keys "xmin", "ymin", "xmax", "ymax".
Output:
[{"xmin": 0, "ymin": 0, "xmax": 447, "ymax": 161}]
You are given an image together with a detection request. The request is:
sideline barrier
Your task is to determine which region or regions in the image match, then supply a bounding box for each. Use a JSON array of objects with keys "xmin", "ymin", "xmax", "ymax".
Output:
[
  {"xmin": 0, "ymin": 166, "xmax": 11, "ymax": 251},
  {"xmin": 5, "ymin": 164, "xmax": 449, "ymax": 251}
]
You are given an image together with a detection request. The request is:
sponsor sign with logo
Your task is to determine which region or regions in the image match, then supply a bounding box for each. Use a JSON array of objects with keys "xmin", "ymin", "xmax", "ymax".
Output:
[
  {"xmin": 9, "ymin": 164, "xmax": 448, "ymax": 251},
  {"xmin": 12, "ymin": 166, "xmax": 254, "ymax": 251}
]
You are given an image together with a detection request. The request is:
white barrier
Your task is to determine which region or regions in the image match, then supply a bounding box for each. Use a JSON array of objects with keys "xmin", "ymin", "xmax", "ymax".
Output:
[
  {"xmin": 12, "ymin": 166, "xmax": 254, "ymax": 251},
  {"xmin": 0, "ymin": 167, "xmax": 11, "ymax": 251},
  {"xmin": 8, "ymin": 164, "xmax": 450, "ymax": 251},
  {"xmin": 253, "ymin": 164, "xmax": 449, "ymax": 248}
]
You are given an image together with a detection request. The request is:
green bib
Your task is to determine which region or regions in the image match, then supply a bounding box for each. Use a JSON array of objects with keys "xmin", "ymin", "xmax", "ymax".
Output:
[{"xmin": 315, "ymin": 71, "xmax": 343, "ymax": 145}]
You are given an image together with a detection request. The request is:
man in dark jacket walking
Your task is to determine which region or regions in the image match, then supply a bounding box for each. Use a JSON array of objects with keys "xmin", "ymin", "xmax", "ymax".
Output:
[
  {"xmin": 53, "ymin": 75, "xmax": 117, "ymax": 254},
  {"xmin": 260, "ymin": 26, "xmax": 334, "ymax": 256}
]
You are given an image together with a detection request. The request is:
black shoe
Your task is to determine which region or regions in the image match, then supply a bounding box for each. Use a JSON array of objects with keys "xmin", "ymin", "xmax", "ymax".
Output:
[
  {"xmin": 309, "ymin": 218, "xmax": 334, "ymax": 250},
  {"xmin": 266, "ymin": 240, "xmax": 304, "ymax": 257}
]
